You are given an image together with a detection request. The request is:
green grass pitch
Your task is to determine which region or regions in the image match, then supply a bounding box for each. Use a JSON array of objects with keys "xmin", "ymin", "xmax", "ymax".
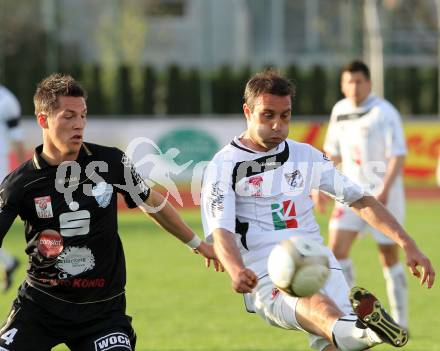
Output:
[{"xmin": 1, "ymin": 200, "xmax": 439, "ymax": 350}]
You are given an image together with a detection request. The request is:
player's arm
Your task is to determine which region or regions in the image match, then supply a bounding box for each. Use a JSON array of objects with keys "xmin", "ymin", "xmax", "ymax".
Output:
[
  {"xmin": 142, "ymin": 189, "xmax": 220, "ymax": 265},
  {"xmin": 115, "ymin": 149, "xmax": 220, "ymax": 268},
  {"xmin": 380, "ymin": 107, "xmax": 407, "ymax": 203},
  {"xmin": 377, "ymin": 155, "xmax": 405, "ymax": 204},
  {"xmin": 350, "ymin": 195, "xmax": 435, "ymax": 288},
  {"xmin": 212, "ymin": 228, "xmax": 257, "ymax": 293}
]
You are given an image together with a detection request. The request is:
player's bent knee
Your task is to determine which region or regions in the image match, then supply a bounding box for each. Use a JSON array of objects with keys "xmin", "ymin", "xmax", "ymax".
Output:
[
  {"xmin": 378, "ymin": 244, "xmax": 399, "ymax": 267},
  {"xmin": 328, "ymin": 231, "xmax": 357, "ymax": 259}
]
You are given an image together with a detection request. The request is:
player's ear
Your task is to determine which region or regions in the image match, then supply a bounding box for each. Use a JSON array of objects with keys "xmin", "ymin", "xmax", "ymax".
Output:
[
  {"xmin": 243, "ymin": 103, "xmax": 252, "ymax": 121},
  {"xmin": 37, "ymin": 113, "xmax": 49, "ymax": 129}
]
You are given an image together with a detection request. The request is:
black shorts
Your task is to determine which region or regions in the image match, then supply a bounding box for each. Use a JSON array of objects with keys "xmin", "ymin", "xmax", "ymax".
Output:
[{"xmin": 0, "ymin": 292, "xmax": 136, "ymax": 351}]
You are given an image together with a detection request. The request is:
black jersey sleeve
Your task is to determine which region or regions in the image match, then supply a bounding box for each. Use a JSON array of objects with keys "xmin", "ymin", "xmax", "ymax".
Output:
[
  {"xmin": 0, "ymin": 177, "xmax": 20, "ymax": 246},
  {"xmin": 112, "ymin": 148, "xmax": 150, "ymax": 208}
]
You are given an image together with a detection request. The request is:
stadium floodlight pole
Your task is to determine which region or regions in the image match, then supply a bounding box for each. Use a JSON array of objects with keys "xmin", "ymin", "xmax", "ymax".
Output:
[{"xmin": 364, "ymin": 0, "xmax": 384, "ymax": 98}]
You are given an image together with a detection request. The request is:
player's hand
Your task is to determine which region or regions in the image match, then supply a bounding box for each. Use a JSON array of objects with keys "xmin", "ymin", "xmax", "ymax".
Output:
[
  {"xmin": 205, "ymin": 257, "xmax": 224, "ymax": 272},
  {"xmin": 193, "ymin": 242, "xmax": 224, "ymax": 272},
  {"xmin": 404, "ymin": 242, "xmax": 435, "ymax": 288},
  {"xmin": 231, "ymin": 268, "xmax": 258, "ymax": 293}
]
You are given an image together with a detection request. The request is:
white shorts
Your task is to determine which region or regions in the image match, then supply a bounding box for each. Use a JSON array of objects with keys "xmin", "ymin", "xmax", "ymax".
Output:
[
  {"xmin": 244, "ymin": 248, "xmax": 352, "ymax": 351},
  {"xmin": 329, "ymin": 188, "xmax": 405, "ymax": 245}
]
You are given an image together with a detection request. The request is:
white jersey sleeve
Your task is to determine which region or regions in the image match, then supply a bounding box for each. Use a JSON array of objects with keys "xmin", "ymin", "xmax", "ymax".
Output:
[
  {"xmin": 323, "ymin": 105, "xmax": 341, "ymax": 157},
  {"xmin": 383, "ymin": 103, "xmax": 407, "ymax": 158},
  {"xmin": 201, "ymin": 153, "xmax": 237, "ymax": 243},
  {"xmin": 310, "ymin": 147, "xmax": 364, "ymax": 205}
]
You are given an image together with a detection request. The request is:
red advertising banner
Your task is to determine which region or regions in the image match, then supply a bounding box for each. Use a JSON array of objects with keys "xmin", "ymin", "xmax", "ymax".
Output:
[{"xmin": 289, "ymin": 121, "xmax": 440, "ymax": 188}]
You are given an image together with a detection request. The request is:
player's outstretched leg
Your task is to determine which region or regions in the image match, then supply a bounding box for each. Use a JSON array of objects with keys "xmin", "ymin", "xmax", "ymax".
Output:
[{"xmin": 350, "ymin": 287, "xmax": 408, "ymax": 348}]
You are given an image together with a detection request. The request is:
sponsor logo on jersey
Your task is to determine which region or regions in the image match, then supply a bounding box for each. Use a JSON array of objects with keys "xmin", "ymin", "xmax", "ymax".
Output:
[
  {"xmin": 34, "ymin": 196, "xmax": 54, "ymax": 218},
  {"xmin": 64, "ymin": 176, "xmax": 79, "ymax": 184},
  {"xmin": 92, "ymin": 182, "xmax": 113, "ymax": 208},
  {"xmin": 246, "ymin": 175, "xmax": 263, "ymax": 197},
  {"xmin": 209, "ymin": 181, "xmax": 224, "ymax": 217},
  {"xmin": 0, "ymin": 193, "xmax": 4, "ymax": 214},
  {"xmin": 59, "ymin": 210, "xmax": 91, "ymax": 237},
  {"xmin": 271, "ymin": 287, "xmax": 280, "ymax": 300},
  {"xmin": 37, "ymin": 229, "xmax": 64, "ymax": 258},
  {"xmin": 94, "ymin": 332, "xmax": 131, "ymax": 351},
  {"xmin": 121, "ymin": 153, "xmax": 150, "ymax": 197},
  {"xmin": 37, "ymin": 277, "xmax": 106, "ymax": 288},
  {"xmin": 351, "ymin": 146, "xmax": 362, "ymax": 165},
  {"xmin": 56, "ymin": 246, "xmax": 95, "ymax": 276},
  {"xmin": 284, "ymin": 170, "xmax": 303, "ymax": 189},
  {"xmin": 331, "ymin": 207, "xmax": 344, "ymax": 219},
  {"xmin": 271, "ymin": 200, "xmax": 298, "ymax": 230}
]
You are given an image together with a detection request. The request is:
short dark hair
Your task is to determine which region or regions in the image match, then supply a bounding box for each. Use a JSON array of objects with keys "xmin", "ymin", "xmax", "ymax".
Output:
[
  {"xmin": 244, "ymin": 69, "xmax": 295, "ymax": 110},
  {"xmin": 341, "ymin": 60, "xmax": 370, "ymax": 80},
  {"xmin": 34, "ymin": 73, "xmax": 87, "ymax": 115}
]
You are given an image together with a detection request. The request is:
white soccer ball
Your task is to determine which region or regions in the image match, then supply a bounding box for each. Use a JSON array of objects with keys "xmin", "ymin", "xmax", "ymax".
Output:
[{"xmin": 267, "ymin": 237, "xmax": 330, "ymax": 297}]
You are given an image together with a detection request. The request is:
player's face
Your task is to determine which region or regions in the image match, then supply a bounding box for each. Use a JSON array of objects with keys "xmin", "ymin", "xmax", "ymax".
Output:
[
  {"xmin": 341, "ymin": 71, "xmax": 371, "ymax": 106},
  {"xmin": 44, "ymin": 96, "xmax": 87, "ymax": 159},
  {"xmin": 243, "ymin": 93, "xmax": 291, "ymax": 151}
]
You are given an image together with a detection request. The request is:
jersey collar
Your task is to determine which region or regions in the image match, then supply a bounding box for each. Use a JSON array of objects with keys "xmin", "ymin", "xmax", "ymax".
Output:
[
  {"xmin": 231, "ymin": 135, "xmax": 284, "ymax": 155},
  {"xmin": 32, "ymin": 143, "xmax": 93, "ymax": 170}
]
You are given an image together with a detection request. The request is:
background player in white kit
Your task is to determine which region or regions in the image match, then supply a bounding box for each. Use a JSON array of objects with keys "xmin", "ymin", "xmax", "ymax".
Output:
[
  {"xmin": 317, "ymin": 60, "xmax": 409, "ymax": 328},
  {"xmin": 0, "ymin": 83, "xmax": 25, "ymax": 292},
  {"xmin": 201, "ymin": 70, "xmax": 435, "ymax": 351}
]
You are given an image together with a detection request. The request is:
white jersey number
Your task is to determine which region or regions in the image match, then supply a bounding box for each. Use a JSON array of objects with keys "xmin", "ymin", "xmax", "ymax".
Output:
[{"xmin": 1, "ymin": 328, "xmax": 18, "ymax": 345}]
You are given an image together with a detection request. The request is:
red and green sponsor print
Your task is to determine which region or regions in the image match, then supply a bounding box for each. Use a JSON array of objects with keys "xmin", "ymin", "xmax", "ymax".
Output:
[{"xmin": 271, "ymin": 200, "xmax": 298, "ymax": 230}]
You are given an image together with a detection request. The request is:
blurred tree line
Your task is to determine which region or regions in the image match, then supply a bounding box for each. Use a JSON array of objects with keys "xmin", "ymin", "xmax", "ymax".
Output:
[
  {"xmin": 0, "ymin": 0, "xmax": 438, "ymax": 117},
  {"xmin": 2, "ymin": 62, "xmax": 439, "ymax": 117}
]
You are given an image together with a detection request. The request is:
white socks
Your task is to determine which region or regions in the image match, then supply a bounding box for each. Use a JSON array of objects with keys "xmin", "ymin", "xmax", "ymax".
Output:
[
  {"xmin": 339, "ymin": 258, "xmax": 408, "ymax": 329},
  {"xmin": 332, "ymin": 315, "xmax": 382, "ymax": 351},
  {"xmin": 338, "ymin": 258, "xmax": 355, "ymax": 288},
  {"xmin": 383, "ymin": 263, "xmax": 408, "ymax": 328},
  {"xmin": 0, "ymin": 249, "xmax": 15, "ymax": 270}
]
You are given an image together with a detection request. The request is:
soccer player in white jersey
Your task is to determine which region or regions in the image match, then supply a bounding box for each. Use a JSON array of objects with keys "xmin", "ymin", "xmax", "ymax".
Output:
[
  {"xmin": 318, "ymin": 60, "xmax": 408, "ymax": 328},
  {"xmin": 0, "ymin": 84, "xmax": 25, "ymax": 292},
  {"xmin": 201, "ymin": 70, "xmax": 435, "ymax": 351}
]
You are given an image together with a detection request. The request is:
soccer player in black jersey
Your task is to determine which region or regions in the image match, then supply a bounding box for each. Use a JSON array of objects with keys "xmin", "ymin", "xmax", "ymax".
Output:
[{"xmin": 0, "ymin": 73, "xmax": 218, "ymax": 351}]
